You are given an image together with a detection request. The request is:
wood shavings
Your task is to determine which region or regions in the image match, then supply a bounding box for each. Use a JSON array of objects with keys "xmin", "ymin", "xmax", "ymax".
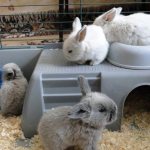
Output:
[
  {"xmin": 0, "ymin": 111, "xmax": 149, "ymax": 150},
  {"xmin": 0, "ymin": 115, "xmax": 25, "ymax": 150},
  {"xmin": 99, "ymin": 111, "xmax": 150, "ymax": 150},
  {"xmin": 0, "ymin": 87, "xmax": 150, "ymax": 150}
]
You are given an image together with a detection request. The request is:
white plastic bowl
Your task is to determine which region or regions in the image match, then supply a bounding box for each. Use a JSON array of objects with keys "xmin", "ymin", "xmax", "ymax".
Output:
[{"xmin": 107, "ymin": 42, "xmax": 150, "ymax": 69}]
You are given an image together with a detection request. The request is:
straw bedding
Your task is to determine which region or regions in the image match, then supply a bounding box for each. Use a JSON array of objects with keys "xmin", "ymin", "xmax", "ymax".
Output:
[
  {"xmin": 0, "ymin": 88, "xmax": 149, "ymax": 150},
  {"xmin": 0, "ymin": 110, "xmax": 149, "ymax": 150}
]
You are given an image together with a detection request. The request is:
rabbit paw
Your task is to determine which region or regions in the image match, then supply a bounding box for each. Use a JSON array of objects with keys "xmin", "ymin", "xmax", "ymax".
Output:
[
  {"xmin": 90, "ymin": 60, "xmax": 101, "ymax": 66},
  {"xmin": 77, "ymin": 60, "xmax": 85, "ymax": 65}
]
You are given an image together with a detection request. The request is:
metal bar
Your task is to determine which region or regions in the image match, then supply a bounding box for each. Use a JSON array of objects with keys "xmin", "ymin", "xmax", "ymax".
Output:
[
  {"xmin": 141, "ymin": 0, "xmax": 146, "ymax": 10},
  {"xmin": 59, "ymin": 0, "xmax": 64, "ymax": 42},
  {"xmin": 0, "ymin": 35, "xmax": 2, "ymax": 48},
  {"xmin": 80, "ymin": 0, "xmax": 83, "ymax": 22},
  {"xmin": 65, "ymin": 0, "xmax": 69, "ymax": 12}
]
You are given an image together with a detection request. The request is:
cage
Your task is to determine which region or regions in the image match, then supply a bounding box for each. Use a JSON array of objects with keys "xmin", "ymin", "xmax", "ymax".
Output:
[
  {"xmin": 0, "ymin": 0, "xmax": 149, "ymax": 139},
  {"xmin": 0, "ymin": 0, "xmax": 150, "ymax": 47}
]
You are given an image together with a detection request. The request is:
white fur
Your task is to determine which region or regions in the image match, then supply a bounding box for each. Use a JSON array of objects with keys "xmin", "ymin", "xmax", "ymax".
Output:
[
  {"xmin": 38, "ymin": 76, "xmax": 117, "ymax": 150},
  {"xmin": 94, "ymin": 7, "xmax": 150, "ymax": 45},
  {"xmin": 0, "ymin": 63, "xmax": 28, "ymax": 116},
  {"xmin": 63, "ymin": 17, "xmax": 109, "ymax": 65}
]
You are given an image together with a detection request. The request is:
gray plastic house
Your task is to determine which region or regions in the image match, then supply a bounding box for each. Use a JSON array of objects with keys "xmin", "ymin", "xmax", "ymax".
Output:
[{"xmin": 0, "ymin": 43, "xmax": 150, "ymax": 138}]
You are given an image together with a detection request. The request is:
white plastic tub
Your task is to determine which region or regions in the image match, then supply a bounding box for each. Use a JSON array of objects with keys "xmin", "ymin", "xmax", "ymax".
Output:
[{"xmin": 107, "ymin": 43, "xmax": 150, "ymax": 69}]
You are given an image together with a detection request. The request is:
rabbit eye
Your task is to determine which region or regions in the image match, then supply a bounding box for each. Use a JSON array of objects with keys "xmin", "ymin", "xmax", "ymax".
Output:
[
  {"xmin": 68, "ymin": 50, "xmax": 72, "ymax": 53},
  {"xmin": 99, "ymin": 107, "xmax": 106, "ymax": 113},
  {"xmin": 78, "ymin": 109, "xmax": 86, "ymax": 114},
  {"xmin": 6, "ymin": 72, "xmax": 14, "ymax": 80},
  {"xmin": 7, "ymin": 73, "xmax": 13, "ymax": 77}
]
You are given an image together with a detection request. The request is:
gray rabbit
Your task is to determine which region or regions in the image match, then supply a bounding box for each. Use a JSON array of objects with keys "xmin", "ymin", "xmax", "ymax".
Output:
[
  {"xmin": 0, "ymin": 63, "xmax": 28, "ymax": 116},
  {"xmin": 38, "ymin": 75, "xmax": 117, "ymax": 150}
]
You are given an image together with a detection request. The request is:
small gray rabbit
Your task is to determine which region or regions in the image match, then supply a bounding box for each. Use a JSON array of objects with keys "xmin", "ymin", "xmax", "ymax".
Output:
[
  {"xmin": 38, "ymin": 75, "xmax": 117, "ymax": 150},
  {"xmin": 0, "ymin": 63, "xmax": 28, "ymax": 116}
]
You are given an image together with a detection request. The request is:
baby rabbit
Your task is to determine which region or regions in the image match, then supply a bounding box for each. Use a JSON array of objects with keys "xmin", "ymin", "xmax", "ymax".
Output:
[
  {"xmin": 38, "ymin": 75, "xmax": 117, "ymax": 150},
  {"xmin": 93, "ymin": 7, "xmax": 150, "ymax": 45},
  {"xmin": 0, "ymin": 63, "xmax": 28, "ymax": 116},
  {"xmin": 63, "ymin": 17, "xmax": 109, "ymax": 65}
]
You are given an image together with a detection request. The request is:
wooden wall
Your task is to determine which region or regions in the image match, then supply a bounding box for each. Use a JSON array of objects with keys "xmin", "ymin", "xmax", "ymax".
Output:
[{"xmin": 0, "ymin": 0, "xmax": 136, "ymax": 15}]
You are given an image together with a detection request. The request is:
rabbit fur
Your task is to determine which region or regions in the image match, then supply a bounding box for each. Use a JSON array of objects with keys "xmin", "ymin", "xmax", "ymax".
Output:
[
  {"xmin": 63, "ymin": 17, "xmax": 109, "ymax": 65},
  {"xmin": 0, "ymin": 63, "xmax": 28, "ymax": 116},
  {"xmin": 38, "ymin": 75, "xmax": 117, "ymax": 150},
  {"xmin": 93, "ymin": 7, "xmax": 150, "ymax": 45}
]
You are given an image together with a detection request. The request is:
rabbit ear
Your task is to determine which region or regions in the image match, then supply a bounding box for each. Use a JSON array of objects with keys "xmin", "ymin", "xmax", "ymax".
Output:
[
  {"xmin": 72, "ymin": 17, "xmax": 82, "ymax": 32},
  {"xmin": 76, "ymin": 25, "xmax": 87, "ymax": 42},
  {"xmin": 102, "ymin": 7, "xmax": 117, "ymax": 22},
  {"xmin": 78, "ymin": 75, "xmax": 91, "ymax": 96},
  {"xmin": 116, "ymin": 7, "xmax": 122, "ymax": 15}
]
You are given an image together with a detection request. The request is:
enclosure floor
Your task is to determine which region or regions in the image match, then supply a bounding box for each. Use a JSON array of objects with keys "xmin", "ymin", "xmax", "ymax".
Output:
[{"xmin": 0, "ymin": 110, "xmax": 149, "ymax": 150}]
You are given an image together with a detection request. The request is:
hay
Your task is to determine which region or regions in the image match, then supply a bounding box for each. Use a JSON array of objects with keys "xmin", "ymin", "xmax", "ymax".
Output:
[{"xmin": 0, "ymin": 110, "xmax": 149, "ymax": 150}]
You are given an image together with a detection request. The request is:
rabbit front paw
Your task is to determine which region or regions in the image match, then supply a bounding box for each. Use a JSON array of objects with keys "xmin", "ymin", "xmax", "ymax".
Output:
[{"xmin": 89, "ymin": 60, "xmax": 101, "ymax": 66}]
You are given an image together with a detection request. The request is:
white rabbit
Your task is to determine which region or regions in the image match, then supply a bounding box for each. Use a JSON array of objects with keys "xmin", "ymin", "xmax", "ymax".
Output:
[
  {"xmin": 63, "ymin": 17, "xmax": 109, "ymax": 65},
  {"xmin": 38, "ymin": 75, "xmax": 117, "ymax": 150},
  {"xmin": 93, "ymin": 7, "xmax": 150, "ymax": 45},
  {"xmin": 0, "ymin": 63, "xmax": 28, "ymax": 116}
]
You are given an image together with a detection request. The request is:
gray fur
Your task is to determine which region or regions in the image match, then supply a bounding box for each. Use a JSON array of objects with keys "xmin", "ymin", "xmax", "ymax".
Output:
[
  {"xmin": 0, "ymin": 63, "xmax": 28, "ymax": 116},
  {"xmin": 38, "ymin": 76, "xmax": 117, "ymax": 150}
]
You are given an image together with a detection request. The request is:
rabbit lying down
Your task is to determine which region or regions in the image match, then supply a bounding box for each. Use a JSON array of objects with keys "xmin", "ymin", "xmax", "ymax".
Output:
[
  {"xmin": 63, "ymin": 17, "xmax": 109, "ymax": 65},
  {"xmin": 94, "ymin": 7, "xmax": 150, "ymax": 46},
  {"xmin": 38, "ymin": 76, "xmax": 117, "ymax": 150}
]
